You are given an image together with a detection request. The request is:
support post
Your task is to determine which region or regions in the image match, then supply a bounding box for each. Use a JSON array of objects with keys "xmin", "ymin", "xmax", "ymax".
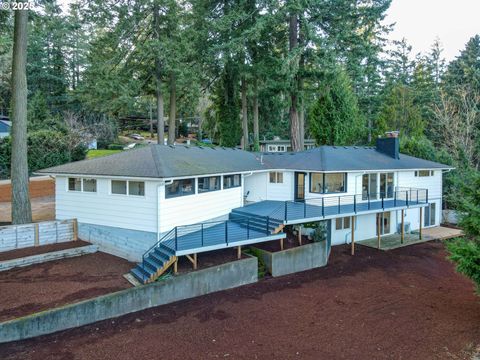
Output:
[
  {"xmin": 351, "ymin": 216, "xmax": 355, "ymax": 255},
  {"xmin": 377, "ymin": 214, "xmax": 381, "ymax": 249},
  {"xmin": 34, "ymin": 223, "xmax": 39, "ymax": 246},
  {"xmin": 237, "ymin": 246, "xmax": 242, "ymax": 259},
  {"xmin": 73, "ymin": 219, "xmax": 78, "ymax": 241},
  {"xmin": 280, "ymin": 238, "xmax": 284, "ymax": 251},
  {"xmin": 194, "ymin": 253, "xmax": 197, "ymax": 270},
  {"xmin": 298, "ymin": 225, "xmax": 302, "ymax": 246},
  {"xmin": 174, "ymin": 258, "xmax": 178, "ymax": 274},
  {"xmin": 401, "ymin": 209, "xmax": 405, "ymax": 244},
  {"xmin": 419, "ymin": 207, "xmax": 423, "ymax": 240}
]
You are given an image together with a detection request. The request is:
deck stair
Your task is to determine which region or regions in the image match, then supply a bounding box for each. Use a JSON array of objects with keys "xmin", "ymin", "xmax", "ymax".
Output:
[{"xmin": 130, "ymin": 211, "xmax": 286, "ymax": 285}]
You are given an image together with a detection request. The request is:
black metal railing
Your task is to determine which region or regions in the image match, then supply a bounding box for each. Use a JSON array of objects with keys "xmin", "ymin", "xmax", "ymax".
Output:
[
  {"xmin": 268, "ymin": 187, "xmax": 428, "ymax": 222},
  {"xmin": 140, "ymin": 215, "xmax": 279, "ymax": 272}
]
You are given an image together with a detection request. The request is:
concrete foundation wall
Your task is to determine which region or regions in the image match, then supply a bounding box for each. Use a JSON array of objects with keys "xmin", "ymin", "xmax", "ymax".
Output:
[
  {"xmin": 0, "ymin": 255, "xmax": 258, "ymax": 344},
  {"xmin": 79, "ymin": 223, "xmax": 157, "ymax": 262},
  {"xmin": 253, "ymin": 240, "xmax": 328, "ymax": 277}
]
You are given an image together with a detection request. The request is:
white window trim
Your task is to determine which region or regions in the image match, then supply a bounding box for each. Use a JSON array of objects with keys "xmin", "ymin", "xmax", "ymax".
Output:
[
  {"xmin": 110, "ymin": 179, "xmax": 146, "ymax": 197},
  {"xmin": 269, "ymin": 171, "xmax": 284, "ymax": 184},
  {"xmin": 67, "ymin": 177, "xmax": 98, "ymax": 194}
]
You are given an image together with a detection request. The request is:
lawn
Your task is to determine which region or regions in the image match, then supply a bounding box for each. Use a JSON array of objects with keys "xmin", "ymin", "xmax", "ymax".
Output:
[{"xmin": 86, "ymin": 149, "xmax": 122, "ymax": 159}]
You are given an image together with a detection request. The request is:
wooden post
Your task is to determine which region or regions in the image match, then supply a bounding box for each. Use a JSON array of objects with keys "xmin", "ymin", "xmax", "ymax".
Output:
[
  {"xmin": 401, "ymin": 209, "xmax": 405, "ymax": 244},
  {"xmin": 280, "ymin": 238, "xmax": 284, "ymax": 251},
  {"xmin": 34, "ymin": 223, "xmax": 39, "ymax": 246},
  {"xmin": 351, "ymin": 216, "xmax": 355, "ymax": 255},
  {"xmin": 174, "ymin": 258, "xmax": 178, "ymax": 274},
  {"xmin": 377, "ymin": 214, "xmax": 381, "ymax": 249},
  {"xmin": 419, "ymin": 207, "xmax": 423, "ymax": 240},
  {"xmin": 193, "ymin": 253, "xmax": 197, "ymax": 270},
  {"xmin": 298, "ymin": 225, "xmax": 302, "ymax": 246},
  {"xmin": 73, "ymin": 219, "xmax": 78, "ymax": 241},
  {"xmin": 237, "ymin": 246, "xmax": 242, "ymax": 259}
]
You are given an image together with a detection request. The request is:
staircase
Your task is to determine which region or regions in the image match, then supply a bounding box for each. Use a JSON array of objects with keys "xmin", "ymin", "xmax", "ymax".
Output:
[{"xmin": 130, "ymin": 211, "xmax": 286, "ymax": 285}]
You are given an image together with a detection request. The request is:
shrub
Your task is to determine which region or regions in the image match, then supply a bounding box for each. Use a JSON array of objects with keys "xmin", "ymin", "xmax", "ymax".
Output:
[
  {"xmin": 446, "ymin": 238, "xmax": 480, "ymax": 293},
  {"xmin": 312, "ymin": 221, "xmax": 327, "ymax": 242},
  {"xmin": 107, "ymin": 144, "xmax": 124, "ymax": 150}
]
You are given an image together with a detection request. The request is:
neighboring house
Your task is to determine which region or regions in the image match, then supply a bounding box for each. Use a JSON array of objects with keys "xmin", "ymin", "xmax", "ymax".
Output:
[
  {"xmin": 259, "ymin": 138, "xmax": 316, "ymax": 152},
  {"xmin": 38, "ymin": 135, "xmax": 452, "ymax": 283},
  {"xmin": 0, "ymin": 118, "xmax": 11, "ymax": 139}
]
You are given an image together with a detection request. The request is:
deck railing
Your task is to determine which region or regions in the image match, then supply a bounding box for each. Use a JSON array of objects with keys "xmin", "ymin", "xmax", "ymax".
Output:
[
  {"xmin": 269, "ymin": 187, "xmax": 428, "ymax": 222},
  {"xmin": 140, "ymin": 216, "xmax": 274, "ymax": 272}
]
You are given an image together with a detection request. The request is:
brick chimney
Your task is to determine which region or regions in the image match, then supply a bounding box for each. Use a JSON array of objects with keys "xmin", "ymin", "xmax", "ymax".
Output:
[{"xmin": 376, "ymin": 131, "xmax": 400, "ymax": 159}]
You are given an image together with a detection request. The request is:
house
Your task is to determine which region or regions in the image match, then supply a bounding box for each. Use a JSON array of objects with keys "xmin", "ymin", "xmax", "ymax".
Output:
[
  {"xmin": 38, "ymin": 135, "xmax": 452, "ymax": 283},
  {"xmin": 259, "ymin": 138, "xmax": 316, "ymax": 152},
  {"xmin": 0, "ymin": 117, "xmax": 11, "ymax": 139}
]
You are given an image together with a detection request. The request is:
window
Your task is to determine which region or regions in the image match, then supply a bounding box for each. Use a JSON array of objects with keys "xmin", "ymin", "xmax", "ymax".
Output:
[
  {"xmin": 223, "ymin": 174, "xmax": 241, "ymax": 189},
  {"xmin": 310, "ymin": 173, "xmax": 346, "ymax": 194},
  {"xmin": 198, "ymin": 176, "xmax": 220, "ymax": 193},
  {"xmin": 310, "ymin": 173, "xmax": 324, "ymax": 193},
  {"xmin": 267, "ymin": 145, "xmax": 276, "ymax": 152},
  {"xmin": 415, "ymin": 170, "xmax": 434, "ymax": 177},
  {"xmin": 82, "ymin": 178, "xmax": 97, "ymax": 192},
  {"xmin": 380, "ymin": 173, "xmax": 394, "ymax": 198},
  {"xmin": 129, "ymin": 181, "xmax": 145, "ymax": 196},
  {"xmin": 335, "ymin": 217, "xmax": 351, "ymax": 230},
  {"xmin": 362, "ymin": 174, "xmax": 378, "ymax": 200},
  {"xmin": 112, "ymin": 180, "xmax": 127, "ymax": 195},
  {"xmin": 277, "ymin": 145, "xmax": 286, "ymax": 152},
  {"xmin": 269, "ymin": 172, "xmax": 283, "ymax": 184},
  {"xmin": 166, "ymin": 178, "xmax": 195, "ymax": 198},
  {"xmin": 68, "ymin": 177, "xmax": 82, "ymax": 191},
  {"xmin": 424, "ymin": 203, "xmax": 436, "ymax": 226}
]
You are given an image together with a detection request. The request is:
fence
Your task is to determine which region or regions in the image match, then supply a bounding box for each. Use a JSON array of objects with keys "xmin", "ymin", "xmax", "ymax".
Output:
[{"xmin": 0, "ymin": 219, "xmax": 78, "ymax": 253}]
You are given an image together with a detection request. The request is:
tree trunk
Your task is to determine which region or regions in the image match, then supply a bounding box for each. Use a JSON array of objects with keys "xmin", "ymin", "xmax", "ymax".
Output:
[
  {"xmin": 241, "ymin": 77, "xmax": 248, "ymax": 150},
  {"xmin": 10, "ymin": 10, "xmax": 32, "ymax": 224},
  {"xmin": 168, "ymin": 73, "xmax": 176, "ymax": 145},
  {"xmin": 154, "ymin": 3, "xmax": 164, "ymax": 145},
  {"xmin": 253, "ymin": 79, "xmax": 259, "ymax": 151},
  {"xmin": 149, "ymin": 100, "xmax": 153, "ymax": 139},
  {"xmin": 289, "ymin": 13, "xmax": 301, "ymax": 152}
]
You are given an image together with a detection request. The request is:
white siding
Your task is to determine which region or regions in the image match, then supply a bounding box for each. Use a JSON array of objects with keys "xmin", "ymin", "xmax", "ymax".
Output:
[
  {"xmin": 158, "ymin": 186, "xmax": 243, "ymax": 233},
  {"xmin": 244, "ymin": 173, "xmax": 268, "ymax": 202},
  {"xmin": 55, "ymin": 176, "xmax": 160, "ymax": 233}
]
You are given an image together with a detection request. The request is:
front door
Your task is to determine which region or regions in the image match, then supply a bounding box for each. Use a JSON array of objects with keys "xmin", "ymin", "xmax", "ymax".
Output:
[
  {"xmin": 376, "ymin": 212, "xmax": 391, "ymax": 235},
  {"xmin": 295, "ymin": 172, "xmax": 306, "ymax": 201}
]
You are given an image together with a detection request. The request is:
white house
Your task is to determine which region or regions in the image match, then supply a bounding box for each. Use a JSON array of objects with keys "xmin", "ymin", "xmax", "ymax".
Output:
[
  {"xmin": 38, "ymin": 136, "xmax": 452, "ymax": 283},
  {"xmin": 259, "ymin": 138, "xmax": 316, "ymax": 152}
]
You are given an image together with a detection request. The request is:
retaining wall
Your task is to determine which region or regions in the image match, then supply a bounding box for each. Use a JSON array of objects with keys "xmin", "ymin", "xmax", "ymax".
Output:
[
  {"xmin": 0, "ymin": 245, "xmax": 98, "ymax": 272},
  {"xmin": 0, "ymin": 255, "xmax": 258, "ymax": 344},
  {"xmin": 253, "ymin": 240, "xmax": 329, "ymax": 277},
  {"xmin": 0, "ymin": 219, "xmax": 77, "ymax": 253}
]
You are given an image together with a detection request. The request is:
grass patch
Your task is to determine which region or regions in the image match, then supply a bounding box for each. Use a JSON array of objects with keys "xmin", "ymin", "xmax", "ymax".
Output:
[
  {"xmin": 244, "ymin": 248, "xmax": 268, "ymax": 278},
  {"xmin": 87, "ymin": 149, "xmax": 122, "ymax": 159}
]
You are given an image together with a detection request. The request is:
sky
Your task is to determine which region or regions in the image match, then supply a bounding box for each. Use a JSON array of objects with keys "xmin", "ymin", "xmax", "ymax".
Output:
[{"xmin": 384, "ymin": 0, "xmax": 480, "ymax": 61}]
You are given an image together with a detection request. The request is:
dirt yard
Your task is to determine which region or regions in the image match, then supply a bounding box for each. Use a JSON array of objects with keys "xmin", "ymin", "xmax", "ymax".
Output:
[
  {"xmin": 0, "ymin": 241, "xmax": 478, "ymax": 359},
  {"xmin": 0, "ymin": 240, "xmax": 91, "ymax": 261},
  {"xmin": 0, "ymin": 176, "xmax": 55, "ymax": 224},
  {"xmin": 0, "ymin": 252, "xmax": 133, "ymax": 322}
]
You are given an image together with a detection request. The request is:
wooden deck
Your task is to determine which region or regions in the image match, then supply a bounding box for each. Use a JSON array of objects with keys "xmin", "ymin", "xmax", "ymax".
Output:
[{"xmin": 357, "ymin": 226, "xmax": 463, "ymax": 250}]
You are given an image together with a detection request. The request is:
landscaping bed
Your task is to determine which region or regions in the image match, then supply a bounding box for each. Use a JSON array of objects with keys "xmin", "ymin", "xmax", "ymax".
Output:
[
  {"xmin": 0, "ymin": 252, "xmax": 133, "ymax": 322},
  {"xmin": 1, "ymin": 241, "xmax": 478, "ymax": 359},
  {"xmin": 0, "ymin": 240, "xmax": 91, "ymax": 262},
  {"xmin": 253, "ymin": 233, "xmax": 313, "ymax": 252},
  {"xmin": 175, "ymin": 248, "xmax": 248, "ymax": 275}
]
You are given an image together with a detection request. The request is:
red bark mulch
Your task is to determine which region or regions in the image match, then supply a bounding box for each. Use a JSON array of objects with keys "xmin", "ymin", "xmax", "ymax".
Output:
[
  {"xmin": 0, "ymin": 240, "xmax": 91, "ymax": 262},
  {"xmin": 0, "ymin": 241, "xmax": 478, "ymax": 359},
  {"xmin": 0, "ymin": 252, "xmax": 133, "ymax": 322}
]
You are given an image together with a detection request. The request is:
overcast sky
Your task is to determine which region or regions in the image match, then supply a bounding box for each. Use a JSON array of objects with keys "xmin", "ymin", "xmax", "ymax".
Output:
[{"xmin": 384, "ymin": 0, "xmax": 480, "ymax": 61}]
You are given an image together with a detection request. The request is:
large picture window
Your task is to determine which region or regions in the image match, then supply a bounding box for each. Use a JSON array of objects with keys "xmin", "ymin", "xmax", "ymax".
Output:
[
  {"xmin": 166, "ymin": 179, "xmax": 195, "ymax": 198},
  {"xmin": 362, "ymin": 174, "xmax": 378, "ymax": 200},
  {"xmin": 198, "ymin": 176, "xmax": 221, "ymax": 193},
  {"xmin": 310, "ymin": 173, "xmax": 346, "ymax": 194},
  {"xmin": 223, "ymin": 174, "xmax": 241, "ymax": 189},
  {"xmin": 380, "ymin": 173, "xmax": 394, "ymax": 198},
  {"xmin": 111, "ymin": 180, "xmax": 145, "ymax": 196}
]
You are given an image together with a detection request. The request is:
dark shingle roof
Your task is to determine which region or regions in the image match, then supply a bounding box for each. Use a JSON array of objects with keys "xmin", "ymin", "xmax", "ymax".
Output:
[
  {"xmin": 261, "ymin": 146, "xmax": 451, "ymax": 171},
  {"xmin": 38, "ymin": 145, "xmax": 265, "ymax": 178},
  {"xmin": 37, "ymin": 144, "xmax": 452, "ymax": 179}
]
